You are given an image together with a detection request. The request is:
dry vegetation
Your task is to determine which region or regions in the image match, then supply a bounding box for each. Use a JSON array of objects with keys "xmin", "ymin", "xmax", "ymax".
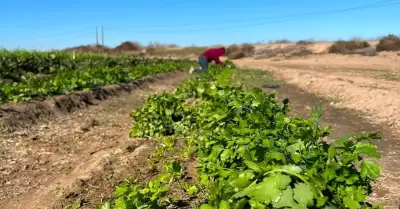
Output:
[
  {"xmin": 296, "ymin": 39, "xmax": 315, "ymax": 45},
  {"xmin": 226, "ymin": 43, "xmax": 256, "ymax": 59},
  {"xmin": 376, "ymin": 34, "xmax": 400, "ymax": 52},
  {"xmin": 328, "ymin": 39, "xmax": 371, "ymax": 54},
  {"xmin": 63, "ymin": 34, "xmax": 400, "ymax": 59}
]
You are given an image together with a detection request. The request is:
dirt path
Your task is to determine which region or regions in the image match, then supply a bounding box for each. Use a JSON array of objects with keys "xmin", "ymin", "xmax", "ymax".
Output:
[{"xmin": 0, "ymin": 72, "xmax": 188, "ymax": 209}]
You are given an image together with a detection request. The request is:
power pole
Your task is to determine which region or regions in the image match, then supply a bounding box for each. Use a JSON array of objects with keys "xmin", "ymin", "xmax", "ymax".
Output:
[
  {"xmin": 101, "ymin": 26, "xmax": 104, "ymax": 53},
  {"xmin": 96, "ymin": 26, "xmax": 99, "ymax": 46}
]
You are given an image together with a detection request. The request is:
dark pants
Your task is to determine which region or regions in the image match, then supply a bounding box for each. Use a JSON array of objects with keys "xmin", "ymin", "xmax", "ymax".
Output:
[{"xmin": 198, "ymin": 54, "xmax": 208, "ymax": 71}]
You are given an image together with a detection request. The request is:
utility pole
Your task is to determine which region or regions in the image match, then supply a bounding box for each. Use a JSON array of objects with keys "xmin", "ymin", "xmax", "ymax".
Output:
[
  {"xmin": 96, "ymin": 26, "xmax": 99, "ymax": 46},
  {"xmin": 101, "ymin": 25, "xmax": 104, "ymax": 53}
]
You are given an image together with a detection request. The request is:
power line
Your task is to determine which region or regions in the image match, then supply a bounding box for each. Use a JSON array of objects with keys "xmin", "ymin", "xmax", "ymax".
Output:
[{"xmin": 117, "ymin": 0, "xmax": 400, "ymax": 31}]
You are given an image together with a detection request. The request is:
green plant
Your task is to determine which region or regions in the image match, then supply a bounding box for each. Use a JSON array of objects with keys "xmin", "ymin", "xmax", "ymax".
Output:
[
  {"xmin": 129, "ymin": 63, "xmax": 382, "ymax": 209},
  {"xmin": 0, "ymin": 59, "xmax": 195, "ymax": 103},
  {"xmin": 99, "ymin": 61, "xmax": 383, "ymax": 209}
]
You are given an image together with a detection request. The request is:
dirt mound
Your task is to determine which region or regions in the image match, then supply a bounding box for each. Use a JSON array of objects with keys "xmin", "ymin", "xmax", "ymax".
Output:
[
  {"xmin": 63, "ymin": 44, "xmax": 112, "ymax": 53},
  {"xmin": 0, "ymin": 71, "xmax": 185, "ymax": 133},
  {"xmin": 113, "ymin": 41, "xmax": 143, "ymax": 52}
]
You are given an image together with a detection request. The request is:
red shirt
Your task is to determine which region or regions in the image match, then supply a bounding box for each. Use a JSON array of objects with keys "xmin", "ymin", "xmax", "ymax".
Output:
[{"xmin": 202, "ymin": 47, "xmax": 225, "ymax": 64}]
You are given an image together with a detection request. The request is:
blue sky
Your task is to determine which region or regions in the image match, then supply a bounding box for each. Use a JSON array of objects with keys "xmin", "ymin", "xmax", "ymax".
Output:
[{"xmin": 0, "ymin": 0, "xmax": 399, "ymax": 50}]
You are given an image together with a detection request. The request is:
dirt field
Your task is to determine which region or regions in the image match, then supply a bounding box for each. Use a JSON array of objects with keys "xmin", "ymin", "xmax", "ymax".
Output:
[{"xmin": 0, "ymin": 72, "xmax": 188, "ymax": 209}]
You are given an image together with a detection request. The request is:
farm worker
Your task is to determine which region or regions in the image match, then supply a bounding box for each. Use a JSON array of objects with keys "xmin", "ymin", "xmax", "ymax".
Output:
[{"xmin": 189, "ymin": 47, "xmax": 227, "ymax": 73}]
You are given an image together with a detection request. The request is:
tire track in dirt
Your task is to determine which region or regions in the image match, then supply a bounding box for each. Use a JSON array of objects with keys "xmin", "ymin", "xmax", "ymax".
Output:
[{"xmin": 0, "ymin": 72, "xmax": 189, "ymax": 209}]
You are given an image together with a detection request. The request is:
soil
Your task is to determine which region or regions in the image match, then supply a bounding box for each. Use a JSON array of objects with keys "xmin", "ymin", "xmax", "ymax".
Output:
[
  {"xmin": 0, "ymin": 71, "xmax": 189, "ymax": 209},
  {"xmin": 0, "ymin": 71, "xmax": 184, "ymax": 133}
]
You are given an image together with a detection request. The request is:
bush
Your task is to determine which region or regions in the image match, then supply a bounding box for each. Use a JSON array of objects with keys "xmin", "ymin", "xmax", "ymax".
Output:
[
  {"xmin": 227, "ymin": 51, "xmax": 246, "ymax": 59},
  {"xmin": 241, "ymin": 43, "xmax": 255, "ymax": 54},
  {"xmin": 226, "ymin": 43, "xmax": 255, "ymax": 59},
  {"xmin": 296, "ymin": 40, "xmax": 314, "ymax": 45},
  {"xmin": 376, "ymin": 34, "xmax": 400, "ymax": 52},
  {"xmin": 328, "ymin": 40, "xmax": 370, "ymax": 54},
  {"xmin": 226, "ymin": 44, "xmax": 240, "ymax": 55}
]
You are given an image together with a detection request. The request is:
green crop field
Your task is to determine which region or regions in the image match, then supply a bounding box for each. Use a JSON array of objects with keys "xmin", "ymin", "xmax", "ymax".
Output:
[
  {"xmin": 100, "ymin": 62, "xmax": 382, "ymax": 209},
  {"xmin": 0, "ymin": 51, "xmax": 383, "ymax": 209}
]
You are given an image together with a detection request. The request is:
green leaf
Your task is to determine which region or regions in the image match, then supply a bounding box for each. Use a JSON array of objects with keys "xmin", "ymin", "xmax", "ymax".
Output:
[
  {"xmin": 281, "ymin": 165, "xmax": 303, "ymax": 174},
  {"xmin": 200, "ymin": 204, "xmax": 214, "ymax": 209},
  {"xmin": 244, "ymin": 160, "xmax": 264, "ymax": 173},
  {"xmin": 232, "ymin": 198, "xmax": 248, "ymax": 209},
  {"xmin": 219, "ymin": 200, "xmax": 231, "ymax": 209},
  {"xmin": 247, "ymin": 176, "xmax": 282, "ymax": 204},
  {"xmin": 99, "ymin": 202, "xmax": 111, "ymax": 209},
  {"xmin": 328, "ymin": 146, "xmax": 337, "ymax": 159},
  {"xmin": 274, "ymin": 173, "xmax": 292, "ymax": 189},
  {"xmin": 220, "ymin": 149, "xmax": 234, "ymax": 162},
  {"xmin": 293, "ymin": 183, "xmax": 314, "ymax": 206},
  {"xmin": 360, "ymin": 160, "xmax": 380, "ymax": 180},
  {"xmin": 343, "ymin": 196, "xmax": 360, "ymax": 209},
  {"xmin": 186, "ymin": 185, "xmax": 199, "ymax": 196},
  {"xmin": 355, "ymin": 142, "xmax": 381, "ymax": 159},
  {"xmin": 273, "ymin": 187, "xmax": 297, "ymax": 208}
]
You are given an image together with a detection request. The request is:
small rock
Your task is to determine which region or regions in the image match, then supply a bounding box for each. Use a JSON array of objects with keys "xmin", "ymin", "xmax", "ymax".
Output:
[
  {"xmin": 125, "ymin": 141, "xmax": 139, "ymax": 152},
  {"xmin": 80, "ymin": 126, "xmax": 90, "ymax": 132},
  {"xmin": 31, "ymin": 135, "xmax": 40, "ymax": 141},
  {"xmin": 90, "ymin": 119, "xmax": 100, "ymax": 127}
]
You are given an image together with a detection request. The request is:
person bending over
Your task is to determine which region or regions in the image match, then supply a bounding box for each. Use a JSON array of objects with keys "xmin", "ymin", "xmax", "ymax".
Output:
[{"xmin": 189, "ymin": 47, "xmax": 226, "ymax": 73}]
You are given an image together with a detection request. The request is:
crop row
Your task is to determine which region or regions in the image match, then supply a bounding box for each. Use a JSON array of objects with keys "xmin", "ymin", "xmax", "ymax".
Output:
[
  {"xmin": 0, "ymin": 59, "xmax": 195, "ymax": 103},
  {"xmin": 0, "ymin": 50, "xmax": 190, "ymax": 79},
  {"xmin": 96, "ymin": 62, "xmax": 383, "ymax": 209}
]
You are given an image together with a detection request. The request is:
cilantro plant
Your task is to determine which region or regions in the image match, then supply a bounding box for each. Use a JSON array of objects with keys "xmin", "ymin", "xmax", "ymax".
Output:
[{"xmin": 103, "ymin": 61, "xmax": 383, "ymax": 209}]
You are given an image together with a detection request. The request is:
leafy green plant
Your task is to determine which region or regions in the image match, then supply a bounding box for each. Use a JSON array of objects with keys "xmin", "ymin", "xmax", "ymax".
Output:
[
  {"xmin": 0, "ymin": 59, "xmax": 195, "ymax": 103},
  {"xmin": 127, "ymin": 63, "xmax": 383, "ymax": 209},
  {"xmin": 183, "ymin": 183, "xmax": 199, "ymax": 196},
  {"xmin": 96, "ymin": 61, "xmax": 382, "ymax": 209}
]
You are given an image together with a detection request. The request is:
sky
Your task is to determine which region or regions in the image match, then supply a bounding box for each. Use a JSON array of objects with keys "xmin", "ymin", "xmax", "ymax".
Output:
[{"xmin": 0, "ymin": 0, "xmax": 399, "ymax": 50}]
